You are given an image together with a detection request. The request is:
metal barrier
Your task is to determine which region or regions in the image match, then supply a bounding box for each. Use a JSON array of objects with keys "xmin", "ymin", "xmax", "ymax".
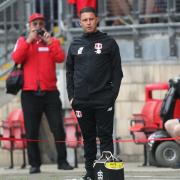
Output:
[
  {"xmin": 63, "ymin": 0, "xmax": 180, "ymax": 26},
  {"xmin": 62, "ymin": 0, "xmax": 180, "ymax": 59}
]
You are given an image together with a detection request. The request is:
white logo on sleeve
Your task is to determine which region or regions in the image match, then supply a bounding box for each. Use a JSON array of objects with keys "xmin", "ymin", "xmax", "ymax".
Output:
[
  {"xmin": 75, "ymin": 110, "xmax": 82, "ymax": 118},
  {"xmin": 78, "ymin": 47, "xmax": 84, "ymax": 54},
  {"xmin": 94, "ymin": 43, "xmax": 102, "ymax": 54}
]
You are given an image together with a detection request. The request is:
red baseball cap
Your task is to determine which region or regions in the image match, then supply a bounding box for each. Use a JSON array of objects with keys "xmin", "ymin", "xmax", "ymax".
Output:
[{"xmin": 28, "ymin": 13, "xmax": 45, "ymax": 23}]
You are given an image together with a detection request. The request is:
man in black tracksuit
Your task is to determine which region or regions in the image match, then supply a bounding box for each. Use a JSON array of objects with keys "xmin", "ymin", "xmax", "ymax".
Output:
[{"xmin": 66, "ymin": 7, "xmax": 123, "ymax": 180}]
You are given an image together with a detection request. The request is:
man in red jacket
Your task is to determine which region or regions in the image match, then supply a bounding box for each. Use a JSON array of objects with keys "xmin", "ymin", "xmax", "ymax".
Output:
[{"xmin": 12, "ymin": 13, "xmax": 73, "ymax": 174}]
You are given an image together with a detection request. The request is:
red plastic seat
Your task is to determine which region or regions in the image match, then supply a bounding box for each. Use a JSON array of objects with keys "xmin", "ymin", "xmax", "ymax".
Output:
[
  {"xmin": 0, "ymin": 108, "xmax": 26, "ymax": 169},
  {"xmin": 129, "ymin": 83, "xmax": 169, "ymax": 144},
  {"xmin": 1, "ymin": 109, "xmax": 26, "ymax": 149},
  {"xmin": 64, "ymin": 117, "xmax": 79, "ymax": 148},
  {"xmin": 64, "ymin": 110, "xmax": 83, "ymax": 168},
  {"xmin": 129, "ymin": 124, "xmax": 144, "ymax": 132},
  {"xmin": 64, "ymin": 111, "xmax": 83, "ymax": 148}
]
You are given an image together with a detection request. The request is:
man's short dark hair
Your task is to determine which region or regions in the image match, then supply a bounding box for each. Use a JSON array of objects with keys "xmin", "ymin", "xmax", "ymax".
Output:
[{"xmin": 80, "ymin": 7, "xmax": 97, "ymax": 17}]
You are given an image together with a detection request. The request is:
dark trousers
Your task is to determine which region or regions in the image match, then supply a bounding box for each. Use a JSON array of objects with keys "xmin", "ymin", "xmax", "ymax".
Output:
[
  {"xmin": 73, "ymin": 105, "xmax": 114, "ymax": 172},
  {"xmin": 21, "ymin": 90, "xmax": 67, "ymax": 167}
]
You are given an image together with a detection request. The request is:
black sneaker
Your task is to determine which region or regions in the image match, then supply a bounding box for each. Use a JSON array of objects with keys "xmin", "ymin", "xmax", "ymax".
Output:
[
  {"xmin": 58, "ymin": 161, "xmax": 73, "ymax": 170},
  {"xmin": 29, "ymin": 166, "xmax": 41, "ymax": 174}
]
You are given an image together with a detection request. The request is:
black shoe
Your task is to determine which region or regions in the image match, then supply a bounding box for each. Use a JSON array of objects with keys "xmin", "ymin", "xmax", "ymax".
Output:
[
  {"xmin": 58, "ymin": 161, "xmax": 73, "ymax": 170},
  {"xmin": 82, "ymin": 172, "xmax": 94, "ymax": 180},
  {"xmin": 29, "ymin": 166, "xmax": 41, "ymax": 174}
]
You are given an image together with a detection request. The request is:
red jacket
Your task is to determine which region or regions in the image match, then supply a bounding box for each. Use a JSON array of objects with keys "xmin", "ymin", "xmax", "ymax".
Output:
[{"xmin": 12, "ymin": 36, "xmax": 65, "ymax": 91}]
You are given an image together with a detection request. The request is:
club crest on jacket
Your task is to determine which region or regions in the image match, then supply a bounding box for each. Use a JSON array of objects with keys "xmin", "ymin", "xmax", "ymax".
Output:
[{"xmin": 94, "ymin": 43, "xmax": 102, "ymax": 54}]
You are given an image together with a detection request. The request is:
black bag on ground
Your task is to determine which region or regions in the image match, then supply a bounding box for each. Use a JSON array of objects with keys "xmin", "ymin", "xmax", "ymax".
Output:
[
  {"xmin": 6, "ymin": 64, "xmax": 23, "ymax": 95},
  {"xmin": 93, "ymin": 151, "xmax": 124, "ymax": 180}
]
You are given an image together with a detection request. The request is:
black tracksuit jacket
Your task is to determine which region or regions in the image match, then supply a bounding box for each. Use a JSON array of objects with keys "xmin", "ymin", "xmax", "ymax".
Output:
[{"xmin": 66, "ymin": 30, "xmax": 123, "ymax": 108}]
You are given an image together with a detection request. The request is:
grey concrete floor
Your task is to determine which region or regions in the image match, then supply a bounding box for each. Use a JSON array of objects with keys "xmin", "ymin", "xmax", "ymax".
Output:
[{"xmin": 0, "ymin": 162, "xmax": 179, "ymax": 180}]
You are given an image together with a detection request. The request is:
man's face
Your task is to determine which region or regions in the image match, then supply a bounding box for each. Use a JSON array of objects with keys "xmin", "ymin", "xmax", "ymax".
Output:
[
  {"xmin": 79, "ymin": 12, "xmax": 99, "ymax": 33},
  {"xmin": 29, "ymin": 19, "xmax": 45, "ymax": 30}
]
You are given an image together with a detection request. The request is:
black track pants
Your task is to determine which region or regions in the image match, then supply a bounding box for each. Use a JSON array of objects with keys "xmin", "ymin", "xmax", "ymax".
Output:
[{"xmin": 73, "ymin": 105, "xmax": 114, "ymax": 171}]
